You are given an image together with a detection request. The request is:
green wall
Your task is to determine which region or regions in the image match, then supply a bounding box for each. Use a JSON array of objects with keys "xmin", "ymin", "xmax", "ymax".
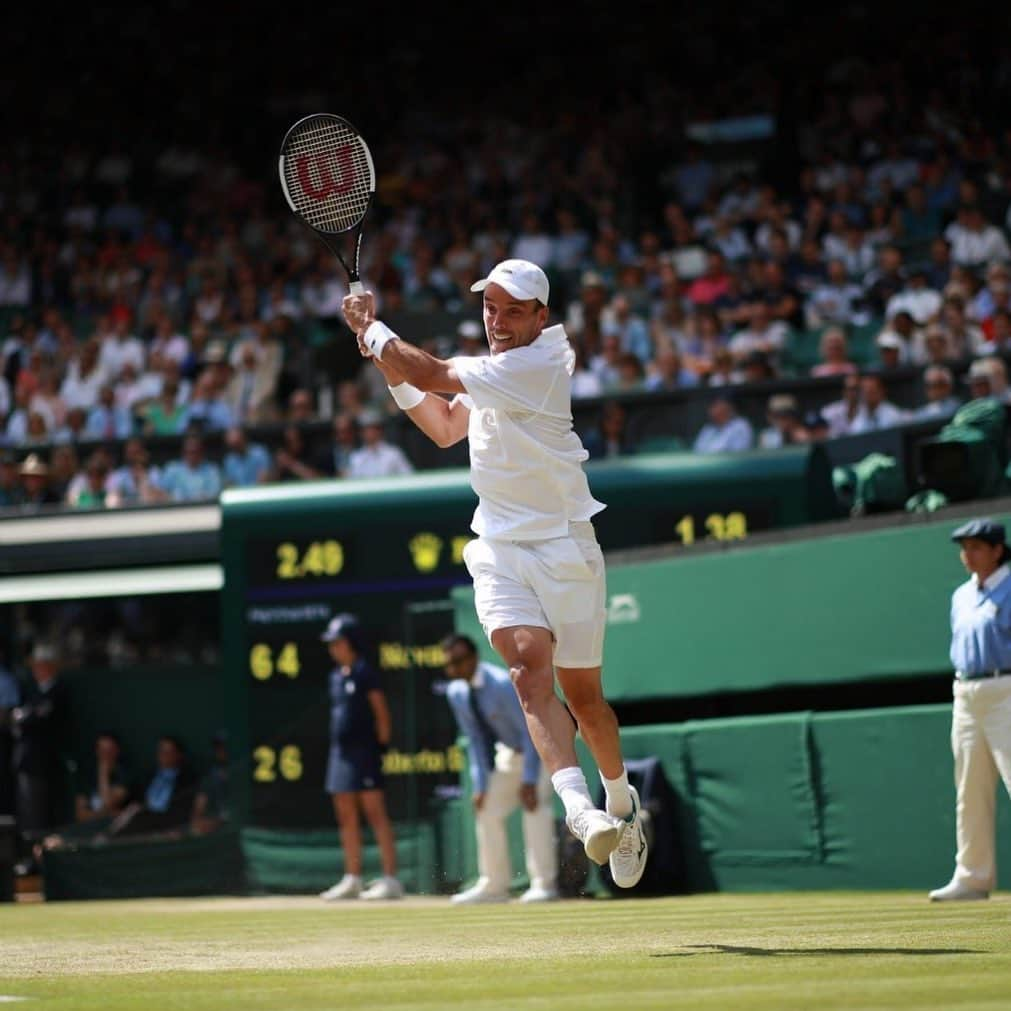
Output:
[{"xmin": 453, "ymin": 511, "xmax": 1009, "ymax": 701}]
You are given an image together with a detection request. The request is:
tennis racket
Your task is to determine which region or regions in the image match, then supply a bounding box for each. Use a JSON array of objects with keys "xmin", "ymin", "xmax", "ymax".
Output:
[{"xmin": 278, "ymin": 113, "xmax": 376, "ymax": 295}]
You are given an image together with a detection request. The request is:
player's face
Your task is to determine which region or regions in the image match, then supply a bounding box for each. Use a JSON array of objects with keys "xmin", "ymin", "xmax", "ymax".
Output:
[{"xmin": 481, "ymin": 284, "xmax": 548, "ymax": 354}]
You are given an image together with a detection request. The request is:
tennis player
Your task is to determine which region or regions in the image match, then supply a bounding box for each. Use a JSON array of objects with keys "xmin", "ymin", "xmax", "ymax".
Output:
[{"xmin": 342, "ymin": 259, "xmax": 647, "ymax": 888}]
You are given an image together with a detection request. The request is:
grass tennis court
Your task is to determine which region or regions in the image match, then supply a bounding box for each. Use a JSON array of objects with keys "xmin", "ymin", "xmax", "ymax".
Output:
[{"xmin": 1, "ymin": 892, "xmax": 1008, "ymax": 1010}]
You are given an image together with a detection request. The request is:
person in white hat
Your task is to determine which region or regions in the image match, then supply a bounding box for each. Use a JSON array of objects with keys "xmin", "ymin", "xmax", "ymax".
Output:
[{"xmin": 342, "ymin": 259, "xmax": 648, "ymax": 891}]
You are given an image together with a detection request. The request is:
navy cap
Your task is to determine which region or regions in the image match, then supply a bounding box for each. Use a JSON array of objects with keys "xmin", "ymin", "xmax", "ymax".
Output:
[
  {"xmin": 950, "ymin": 518, "xmax": 1007, "ymax": 546},
  {"xmin": 321, "ymin": 612, "xmax": 365, "ymax": 649}
]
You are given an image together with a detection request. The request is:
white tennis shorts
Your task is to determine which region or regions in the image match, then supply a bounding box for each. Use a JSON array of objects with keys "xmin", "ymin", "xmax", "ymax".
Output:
[{"xmin": 462, "ymin": 521, "xmax": 606, "ymax": 668}]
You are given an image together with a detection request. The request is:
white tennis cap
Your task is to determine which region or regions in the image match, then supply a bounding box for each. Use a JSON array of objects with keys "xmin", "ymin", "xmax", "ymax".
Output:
[{"xmin": 470, "ymin": 259, "xmax": 550, "ymax": 305}]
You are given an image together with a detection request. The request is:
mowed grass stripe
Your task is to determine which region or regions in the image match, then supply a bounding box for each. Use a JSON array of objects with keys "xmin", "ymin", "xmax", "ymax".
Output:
[{"xmin": 1, "ymin": 893, "xmax": 1009, "ymax": 1010}]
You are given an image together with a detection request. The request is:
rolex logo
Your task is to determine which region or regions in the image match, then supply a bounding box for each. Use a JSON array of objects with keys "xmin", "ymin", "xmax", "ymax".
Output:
[{"xmin": 409, "ymin": 533, "xmax": 444, "ymax": 573}]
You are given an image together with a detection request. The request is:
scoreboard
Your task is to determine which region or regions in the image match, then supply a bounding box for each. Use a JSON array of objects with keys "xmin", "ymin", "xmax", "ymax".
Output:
[{"xmin": 220, "ymin": 446, "xmax": 838, "ymax": 830}]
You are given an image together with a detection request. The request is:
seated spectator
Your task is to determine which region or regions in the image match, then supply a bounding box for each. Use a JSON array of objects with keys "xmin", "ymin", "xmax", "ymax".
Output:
[
  {"xmin": 944, "ymin": 202, "xmax": 1011, "ymax": 270},
  {"xmin": 885, "ymin": 266, "xmax": 942, "ymax": 327},
  {"xmin": 645, "ymin": 345, "xmax": 700, "ymax": 391},
  {"xmin": 728, "ymin": 302, "xmax": 790, "ymax": 360},
  {"xmin": 346, "ymin": 409, "xmax": 414, "ymax": 479},
  {"xmin": 758, "ymin": 394, "xmax": 810, "ymax": 448},
  {"xmin": 74, "ymin": 731, "xmax": 130, "ymax": 824},
  {"xmin": 603, "ymin": 294, "xmax": 651, "ymax": 365},
  {"xmin": 805, "ymin": 258, "xmax": 864, "ymax": 329},
  {"xmin": 85, "ymin": 383, "xmax": 135, "ymax": 441},
  {"xmin": 285, "ymin": 387, "xmax": 317, "ymax": 425},
  {"xmin": 822, "ymin": 373, "xmax": 864, "ymax": 438},
  {"xmin": 986, "ymin": 308, "xmax": 1011, "ymax": 351},
  {"xmin": 141, "ymin": 375, "xmax": 188, "ymax": 435},
  {"xmin": 692, "ymin": 394, "xmax": 755, "ymax": 453},
  {"xmin": 273, "ymin": 424, "xmax": 323, "ymax": 482},
  {"xmin": 804, "ymin": 410, "xmax": 830, "ymax": 441},
  {"xmin": 589, "ymin": 332, "xmax": 623, "ymax": 389},
  {"xmin": 570, "ymin": 340, "xmax": 603, "ymax": 400},
  {"xmin": 687, "ymin": 249, "xmax": 733, "ymax": 307},
  {"xmin": 875, "ymin": 332, "xmax": 905, "ymax": 371},
  {"xmin": 850, "ymin": 371, "xmax": 908, "ymax": 433},
  {"xmin": 583, "ymin": 400, "xmax": 636, "ymax": 460},
  {"xmin": 66, "ymin": 449, "xmax": 113, "ymax": 509},
  {"xmin": 222, "ymin": 425, "xmax": 272, "ymax": 488},
  {"xmin": 59, "ymin": 337, "xmax": 106, "ymax": 412},
  {"xmin": 102, "ymin": 735, "xmax": 199, "ymax": 840},
  {"xmin": 876, "ymin": 310, "xmax": 922, "ymax": 365},
  {"xmin": 913, "ymin": 324, "xmax": 954, "ymax": 367},
  {"xmin": 180, "ymin": 369, "xmax": 234, "ymax": 434},
  {"xmin": 52, "ymin": 405, "xmax": 89, "ymax": 444},
  {"xmin": 453, "ymin": 319, "xmax": 487, "ymax": 358},
  {"xmin": 613, "ymin": 351, "xmax": 646, "ymax": 391},
  {"xmin": 736, "ymin": 349, "xmax": 778, "ymax": 385},
  {"xmin": 912, "ymin": 365, "xmax": 962, "ymax": 421},
  {"xmin": 811, "ymin": 325, "xmax": 858, "ymax": 377},
  {"xmin": 939, "ymin": 295, "xmax": 987, "ymax": 361},
  {"xmin": 314, "ymin": 412, "xmax": 358, "ymax": 479},
  {"xmin": 966, "ymin": 356, "xmax": 1011, "ymax": 404},
  {"xmin": 106, "ymin": 437, "xmax": 167, "ymax": 507},
  {"xmin": 17, "ymin": 453, "xmax": 60, "ymax": 510},
  {"xmin": 160, "ymin": 433, "xmax": 223, "ymax": 502},
  {"xmin": 225, "ymin": 339, "xmax": 280, "ymax": 425},
  {"xmin": 0, "ymin": 450, "xmax": 23, "ymax": 508},
  {"xmin": 190, "ymin": 731, "xmax": 231, "ymax": 836}
]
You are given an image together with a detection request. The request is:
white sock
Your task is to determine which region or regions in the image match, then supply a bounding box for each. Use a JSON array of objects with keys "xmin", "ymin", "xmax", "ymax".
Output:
[
  {"xmin": 600, "ymin": 766, "xmax": 633, "ymax": 819},
  {"xmin": 551, "ymin": 766, "xmax": 595, "ymax": 822}
]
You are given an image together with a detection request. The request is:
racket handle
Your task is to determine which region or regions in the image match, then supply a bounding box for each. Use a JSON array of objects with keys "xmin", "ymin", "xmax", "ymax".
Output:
[{"xmin": 349, "ymin": 281, "xmax": 365, "ymax": 295}]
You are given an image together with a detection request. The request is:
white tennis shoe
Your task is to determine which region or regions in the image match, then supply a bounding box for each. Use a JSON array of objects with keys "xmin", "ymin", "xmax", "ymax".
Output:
[
  {"xmin": 360, "ymin": 875, "xmax": 405, "ymax": 900},
  {"xmin": 319, "ymin": 873, "xmax": 362, "ymax": 900},
  {"xmin": 567, "ymin": 807, "xmax": 624, "ymax": 866},
  {"xmin": 451, "ymin": 879, "xmax": 510, "ymax": 905},
  {"xmin": 608, "ymin": 786, "xmax": 648, "ymax": 889}
]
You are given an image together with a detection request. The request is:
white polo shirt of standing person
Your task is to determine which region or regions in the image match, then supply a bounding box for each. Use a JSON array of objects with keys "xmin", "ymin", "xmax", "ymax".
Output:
[{"xmin": 341, "ymin": 259, "xmax": 649, "ymax": 891}]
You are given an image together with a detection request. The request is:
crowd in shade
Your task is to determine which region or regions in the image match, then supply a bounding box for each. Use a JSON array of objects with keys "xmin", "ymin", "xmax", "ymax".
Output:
[{"xmin": 2, "ymin": 11, "xmax": 1011, "ymax": 509}]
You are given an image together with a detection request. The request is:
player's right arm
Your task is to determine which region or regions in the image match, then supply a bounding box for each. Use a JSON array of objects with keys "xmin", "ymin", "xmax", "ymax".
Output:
[{"xmin": 369, "ymin": 353, "xmax": 470, "ymax": 448}]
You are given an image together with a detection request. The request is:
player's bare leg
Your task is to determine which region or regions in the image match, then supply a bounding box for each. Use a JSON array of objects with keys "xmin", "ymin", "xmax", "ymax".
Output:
[
  {"xmin": 555, "ymin": 665, "xmax": 624, "ymax": 782},
  {"xmin": 490, "ymin": 625, "xmax": 623, "ymax": 865},
  {"xmin": 557, "ymin": 665, "xmax": 648, "ymax": 888}
]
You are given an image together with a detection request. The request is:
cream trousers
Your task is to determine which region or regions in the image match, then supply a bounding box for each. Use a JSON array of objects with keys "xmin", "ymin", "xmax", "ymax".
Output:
[{"xmin": 949, "ymin": 676, "xmax": 1011, "ymax": 890}]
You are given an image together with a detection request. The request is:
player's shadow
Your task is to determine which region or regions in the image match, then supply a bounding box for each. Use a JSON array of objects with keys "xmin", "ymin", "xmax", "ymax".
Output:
[{"xmin": 653, "ymin": 944, "xmax": 982, "ymax": 958}]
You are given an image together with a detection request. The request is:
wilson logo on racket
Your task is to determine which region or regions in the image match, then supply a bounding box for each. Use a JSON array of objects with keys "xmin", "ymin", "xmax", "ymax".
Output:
[{"xmin": 296, "ymin": 148, "xmax": 356, "ymax": 201}]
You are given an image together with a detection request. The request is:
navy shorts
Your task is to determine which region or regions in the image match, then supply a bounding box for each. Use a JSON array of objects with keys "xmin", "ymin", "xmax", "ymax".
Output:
[{"xmin": 325, "ymin": 745, "xmax": 384, "ymax": 794}]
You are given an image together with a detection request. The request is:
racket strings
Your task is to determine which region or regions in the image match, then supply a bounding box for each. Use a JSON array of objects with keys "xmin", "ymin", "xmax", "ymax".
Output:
[{"xmin": 283, "ymin": 118, "xmax": 373, "ymax": 233}]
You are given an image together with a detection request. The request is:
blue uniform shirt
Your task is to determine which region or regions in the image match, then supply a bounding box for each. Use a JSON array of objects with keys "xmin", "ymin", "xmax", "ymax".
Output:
[
  {"xmin": 329, "ymin": 658, "xmax": 381, "ymax": 749},
  {"xmin": 950, "ymin": 564, "xmax": 1011, "ymax": 675},
  {"xmin": 446, "ymin": 661, "xmax": 540, "ymax": 795}
]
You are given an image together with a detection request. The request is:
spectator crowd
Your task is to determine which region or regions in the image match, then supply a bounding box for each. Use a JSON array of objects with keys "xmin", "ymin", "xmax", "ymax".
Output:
[{"xmin": 2, "ymin": 15, "xmax": 1011, "ymax": 510}]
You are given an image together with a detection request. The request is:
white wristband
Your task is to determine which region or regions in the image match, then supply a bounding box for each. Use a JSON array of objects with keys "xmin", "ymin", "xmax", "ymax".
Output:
[
  {"xmin": 388, "ymin": 382, "xmax": 425, "ymax": 411},
  {"xmin": 363, "ymin": 320, "xmax": 398, "ymax": 359}
]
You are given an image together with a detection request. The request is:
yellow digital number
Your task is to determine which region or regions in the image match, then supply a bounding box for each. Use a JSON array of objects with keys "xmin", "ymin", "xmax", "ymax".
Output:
[
  {"xmin": 276, "ymin": 643, "xmax": 300, "ymax": 679},
  {"xmin": 322, "ymin": 539, "xmax": 344, "ymax": 574},
  {"xmin": 279, "ymin": 745, "xmax": 303, "ymax": 781},
  {"xmin": 679, "ymin": 512, "xmax": 748, "ymax": 544},
  {"xmin": 675, "ymin": 515, "xmax": 695, "ymax": 545},
  {"xmin": 725, "ymin": 511, "xmax": 747, "ymax": 540},
  {"xmin": 253, "ymin": 744, "xmax": 302, "ymax": 782},
  {"xmin": 276, "ymin": 542, "xmax": 299, "ymax": 579},
  {"xmin": 250, "ymin": 643, "xmax": 300, "ymax": 680},
  {"xmin": 276, "ymin": 540, "xmax": 344, "ymax": 579},
  {"xmin": 249, "ymin": 643, "xmax": 273, "ymax": 680},
  {"xmin": 253, "ymin": 745, "xmax": 276, "ymax": 782}
]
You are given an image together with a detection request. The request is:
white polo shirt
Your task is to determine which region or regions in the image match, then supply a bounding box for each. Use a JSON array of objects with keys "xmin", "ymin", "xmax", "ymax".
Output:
[{"xmin": 452, "ymin": 324, "xmax": 604, "ymax": 542}]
